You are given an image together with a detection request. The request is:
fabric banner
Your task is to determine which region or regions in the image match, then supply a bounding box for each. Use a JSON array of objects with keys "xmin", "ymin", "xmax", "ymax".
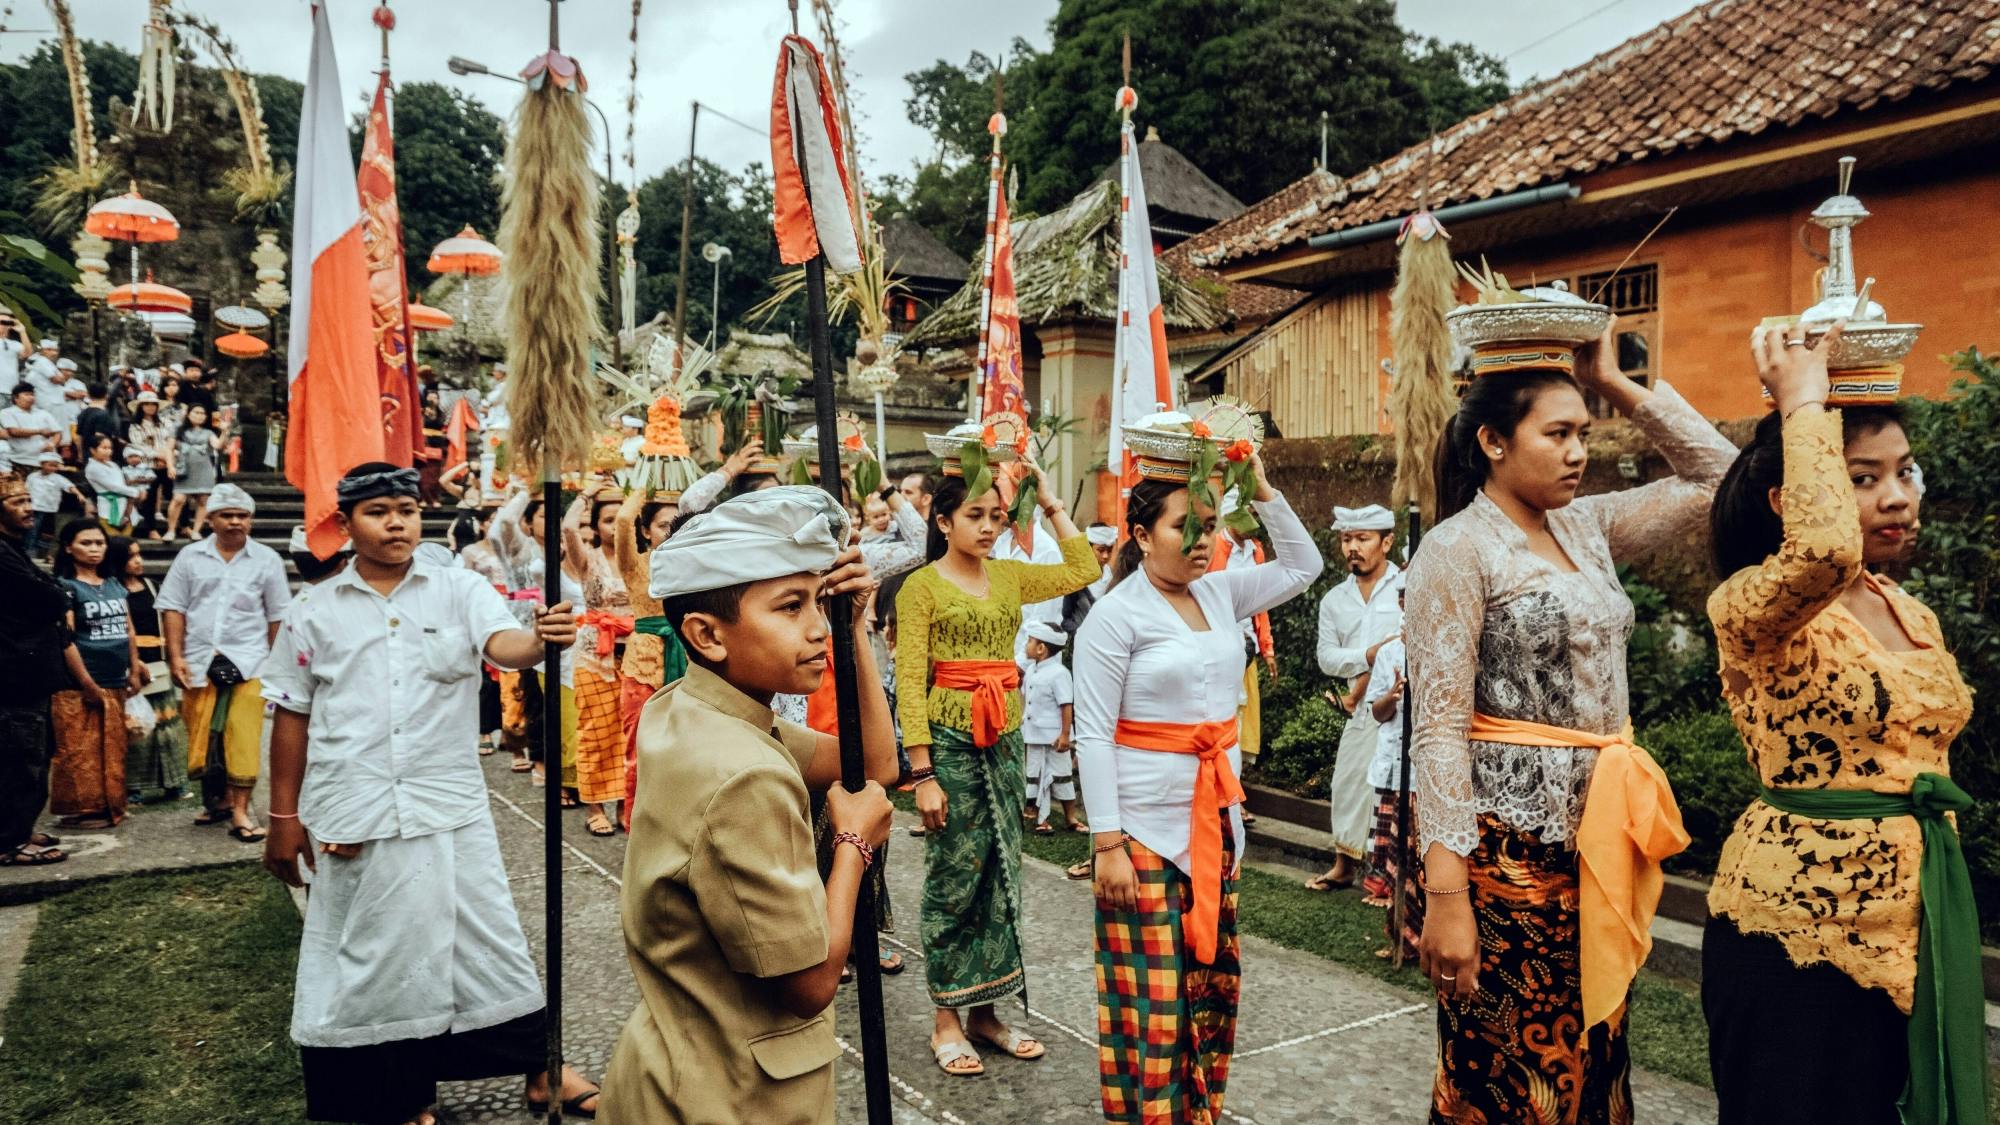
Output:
[
  {"xmin": 980, "ymin": 185, "xmax": 1026, "ymax": 421},
  {"xmin": 357, "ymin": 70, "xmax": 422, "ymax": 467},
  {"xmin": 1108, "ymin": 111, "xmax": 1173, "ymax": 526},
  {"xmin": 285, "ymin": 1, "xmax": 387, "ymax": 558},
  {"xmin": 769, "ymin": 35, "xmax": 860, "ymax": 274}
]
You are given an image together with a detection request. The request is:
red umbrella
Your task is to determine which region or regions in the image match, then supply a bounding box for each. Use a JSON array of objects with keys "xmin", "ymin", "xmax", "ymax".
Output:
[
  {"xmin": 426, "ymin": 225, "xmax": 502, "ymax": 276},
  {"xmin": 107, "ymin": 278, "xmax": 193, "ymax": 314},
  {"xmin": 86, "ymin": 183, "xmax": 181, "ymax": 289},
  {"xmin": 406, "ymin": 301, "xmax": 455, "ymax": 331},
  {"xmin": 215, "ymin": 331, "xmax": 270, "ymax": 359}
]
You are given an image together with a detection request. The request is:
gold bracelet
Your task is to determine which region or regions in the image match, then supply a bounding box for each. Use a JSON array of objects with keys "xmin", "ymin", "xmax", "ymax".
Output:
[
  {"xmin": 1419, "ymin": 879, "xmax": 1470, "ymax": 896},
  {"xmin": 1783, "ymin": 398, "xmax": 1828, "ymax": 420}
]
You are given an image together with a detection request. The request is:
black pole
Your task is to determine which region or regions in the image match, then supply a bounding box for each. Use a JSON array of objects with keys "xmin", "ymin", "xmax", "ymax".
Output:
[
  {"xmin": 1391, "ymin": 501, "xmax": 1422, "ymax": 969},
  {"xmin": 540, "ymin": 461, "xmax": 564, "ymax": 1125},
  {"xmin": 790, "ymin": 32, "xmax": 891, "ymax": 1123}
]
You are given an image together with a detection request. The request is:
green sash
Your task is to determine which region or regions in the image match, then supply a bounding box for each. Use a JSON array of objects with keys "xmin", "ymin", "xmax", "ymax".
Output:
[
  {"xmin": 630, "ymin": 617, "xmax": 687, "ymax": 684},
  {"xmin": 1758, "ymin": 775, "xmax": 1985, "ymax": 1125}
]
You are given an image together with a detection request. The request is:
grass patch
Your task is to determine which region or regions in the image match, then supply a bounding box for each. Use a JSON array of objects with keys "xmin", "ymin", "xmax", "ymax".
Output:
[
  {"xmin": 895, "ymin": 789, "xmax": 1717, "ymax": 1088},
  {"xmin": 0, "ymin": 864, "xmax": 305, "ymax": 1124}
]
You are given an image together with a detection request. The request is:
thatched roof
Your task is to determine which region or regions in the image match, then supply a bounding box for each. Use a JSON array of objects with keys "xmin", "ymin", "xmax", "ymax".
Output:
[
  {"xmin": 1088, "ymin": 128, "xmax": 1246, "ymax": 237},
  {"xmin": 880, "ymin": 217, "xmax": 970, "ymax": 284},
  {"xmin": 901, "ymin": 180, "xmax": 1229, "ymax": 348},
  {"xmin": 713, "ymin": 328, "xmax": 811, "ymax": 381}
]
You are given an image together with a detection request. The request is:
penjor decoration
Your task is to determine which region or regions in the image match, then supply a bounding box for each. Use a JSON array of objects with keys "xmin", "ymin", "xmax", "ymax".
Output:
[{"xmin": 1387, "ymin": 209, "xmax": 1455, "ymax": 520}]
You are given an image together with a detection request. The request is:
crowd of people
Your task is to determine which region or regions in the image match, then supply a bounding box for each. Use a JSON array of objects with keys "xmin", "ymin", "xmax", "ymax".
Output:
[{"xmin": 0, "ymin": 303, "xmax": 1982, "ymax": 1125}]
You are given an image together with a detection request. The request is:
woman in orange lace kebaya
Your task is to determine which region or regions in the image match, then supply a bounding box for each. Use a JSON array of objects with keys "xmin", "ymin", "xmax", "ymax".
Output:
[
  {"xmin": 1702, "ymin": 323, "xmax": 1980, "ymax": 1125},
  {"xmin": 1404, "ymin": 313, "xmax": 1735, "ymax": 1125}
]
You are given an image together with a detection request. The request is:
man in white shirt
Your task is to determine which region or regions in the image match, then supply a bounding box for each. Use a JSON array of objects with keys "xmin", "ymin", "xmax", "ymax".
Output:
[
  {"xmin": 2, "ymin": 385, "xmax": 60, "ymax": 470},
  {"xmin": 1084, "ymin": 523, "xmax": 1116, "ymax": 598},
  {"xmin": 0, "ymin": 309, "xmax": 25, "ymax": 396},
  {"xmin": 56, "ymin": 378, "xmax": 87, "ymax": 439},
  {"xmin": 258, "ymin": 461, "xmax": 597, "ymax": 1124},
  {"xmin": 22, "ymin": 339, "xmax": 60, "ymax": 404},
  {"xmin": 1307, "ymin": 504, "xmax": 1403, "ymax": 892},
  {"xmin": 158, "ymin": 482, "xmax": 292, "ymax": 837}
]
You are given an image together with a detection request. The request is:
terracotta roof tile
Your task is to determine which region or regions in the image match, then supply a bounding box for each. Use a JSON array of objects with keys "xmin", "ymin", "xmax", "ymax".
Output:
[{"xmin": 1184, "ymin": 0, "xmax": 2000, "ymax": 269}]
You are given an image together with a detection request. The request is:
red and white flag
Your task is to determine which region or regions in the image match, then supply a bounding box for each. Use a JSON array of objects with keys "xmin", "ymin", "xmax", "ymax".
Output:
[
  {"xmin": 1108, "ymin": 95, "xmax": 1174, "ymax": 521},
  {"xmin": 769, "ymin": 34, "xmax": 861, "ymax": 274},
  {"xmin": 285, "ymin": 2, "xmax": 386, "ymax": 557},
  {"xmin": 358, "ymin": 67, "xmax": 422, "ymax": 467},
  {"xmin": 979, "ymin": 184, "xmax": 1025, "ymax": 421}
]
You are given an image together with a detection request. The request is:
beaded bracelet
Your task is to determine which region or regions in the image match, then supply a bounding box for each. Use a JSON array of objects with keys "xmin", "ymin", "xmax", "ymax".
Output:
[
  {"xmin": 1093, "ymin": 836, "xmax": 1129, "ymax": 855},
  {"xmin": 833, "ymin": 831, "xmax": 875, "ymax": 869},
  {"xmin": 1419, "ymin": 879, "xmax": 1470, "ymax": 896}
]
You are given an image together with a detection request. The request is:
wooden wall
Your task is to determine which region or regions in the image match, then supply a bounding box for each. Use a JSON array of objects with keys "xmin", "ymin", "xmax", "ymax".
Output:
[{"xmin": 1217, "ymin": 287, "xmax": 1380, "ymax": 437}]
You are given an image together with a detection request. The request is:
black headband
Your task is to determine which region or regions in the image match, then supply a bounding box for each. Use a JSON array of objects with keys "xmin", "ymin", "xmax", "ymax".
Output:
[{"xmin": 336, "ymin": 467, "xmax": 421, "ymax": 505}]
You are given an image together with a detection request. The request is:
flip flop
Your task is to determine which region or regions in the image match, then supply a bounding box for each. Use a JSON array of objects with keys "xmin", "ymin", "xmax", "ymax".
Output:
[
  {"xmin": 193, "ymin": 811, "xmax": 231, "ymax": 827},
  {"xmin": 1, "ymin": 847, "xmax": 67, "ymax": 866},
  {"xmin": 525, "ymin": 1086, "xmax": 600, "ymax": 1119},
  {"xmin": 1303, "ymin": 873, "xmax": 1352, "ymax": 893},
  {"xmin": 228, "ymin": 825, "xmax": 268, "ymax": 842},
  {"xmin": 930, "ymin": 1036, "xmax": 984, "ymax": 1077},
  {"xmin": 1033, "ymin": 824, "xmax": 1055, "ymax": 836},
  {"xmin": 585, "ymin": 812, "xmax": 615, "ymax": 837},
  {"xmin": 1065, "ymin": 861, "xmax": 1093, "ymax": 881},
  {"xmin": 967, "ymin": 1024, "xmax": 1045, "ymax": 1061},
  {"xmin": 879, "ymin": 948, "xmax": 905, "ymax": 975}
]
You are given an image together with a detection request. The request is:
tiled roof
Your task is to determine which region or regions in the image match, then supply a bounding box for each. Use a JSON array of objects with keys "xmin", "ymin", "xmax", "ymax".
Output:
[{"xmin": 1186, "ymin": 0, "xmax": 2000, "ymax": 268}]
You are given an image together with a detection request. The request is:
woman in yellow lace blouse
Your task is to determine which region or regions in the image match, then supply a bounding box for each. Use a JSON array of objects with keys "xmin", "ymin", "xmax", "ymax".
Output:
[
  {"xmin": 1704, "ymin": 323, "xmax": 1980, "ymax": 1125},
  {"xmin": 895, "ymin": 457, "xmax": 1096, "ymax": 1077}
]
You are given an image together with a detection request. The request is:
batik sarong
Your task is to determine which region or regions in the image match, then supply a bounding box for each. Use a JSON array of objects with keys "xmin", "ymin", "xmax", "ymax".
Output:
[
  {"xmin": 123, "ymin": 686, "xmax": 188, "ymax": 802},
  {"xmin": 1432, "ymin": 812, "xmax": 1633, "ymax": 1125},
  {"xmin": 1095, "ymin": 836, "xmax": 1240, "ymax": 1125},
  {"xmin": 1368, "ymin": 788, "xmax": 1422, "ymax": 961},
  {"xmin": 49, "ymin": 688, "xmax": 128, "ymax": 824},
  {"xmin": 572, "ymin": 665, "xmax": 626, "ymax": 804},
  {"xmin": 920, "ymin": 722, "xmax": 1025, "ymax": 1008}
]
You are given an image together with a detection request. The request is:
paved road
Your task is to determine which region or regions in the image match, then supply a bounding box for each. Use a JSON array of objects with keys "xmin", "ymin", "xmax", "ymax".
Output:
[{"xmin": 441, "ymin": 754, "xmax": 1718, "ymax": 1124}]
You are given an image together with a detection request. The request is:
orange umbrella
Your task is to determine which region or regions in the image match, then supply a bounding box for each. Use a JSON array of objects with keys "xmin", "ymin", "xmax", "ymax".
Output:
[
  {"xmin": 406, "ymin": 301, "xmax": 455, "ymax": 331},
  {"xmin": 215, "ymin": 331, "xmax": 270, "ymax": 359},
  {"xmin": 84, "ymin": 183, "xmax": 181, "ymax": 243},
  {"xmin": 426, "ymin": 225, "xmax": 502, "ymax": 276},
  {"xmin": 107, "ymin": 279, "xmax": 193, "ymax": 314}
]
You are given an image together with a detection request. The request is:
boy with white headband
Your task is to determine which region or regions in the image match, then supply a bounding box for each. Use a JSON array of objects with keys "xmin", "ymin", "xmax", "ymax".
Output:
[
  {"xmin": 602, "ymin": 485, "xmax": 898, "ymax": 1125},
  {"xmin": 258, "ymin": 461, "xmax": 599, "ymax": 1124}
]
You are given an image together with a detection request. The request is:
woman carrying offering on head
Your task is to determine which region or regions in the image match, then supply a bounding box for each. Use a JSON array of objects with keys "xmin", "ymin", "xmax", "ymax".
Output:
[
  {"xmin": 1073, "ymin": 419, "xmax": 1322, "ymax": 1124},
  {"xmin": 895, "ymin": 425, "xmax": 1098, "ymax": 1077},
  {"xmin": 1404, "ymin": 284, "xmax": 1736, "ymax": 1122},
  {"xmin": 1703, "ymin": 321, "xmax": 1983, "ymax": 1124}
]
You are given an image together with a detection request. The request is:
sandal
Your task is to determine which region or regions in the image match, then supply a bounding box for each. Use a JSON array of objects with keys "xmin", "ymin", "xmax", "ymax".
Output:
[
  {"xmin": 1033, "ymin": 824, "xmax": 1055, "ymax": 836},
  {"xmin": 228, "ymin": 825, "xmax": 268, "ymax": 842},
  {"xmin": 28, "ymin": 832, "xmax": 61, "ymax": 848},
  {"xmin": 967, "ymin": 1023, "xmax": 1045, "ymax": 1061},
  {"xmin": 193, "ymin": 810, "xmax": 231, "ymax": 827},
  {"xmin": 511, "ymin": 756, "xmax": 534, "ymax": 772},
  {"xmin": 1, "ymin": 846, "xmax": 67, "ymax": 866},
  {"xmin": 1304, "ymin": 872, "xmax": 1352, "ymax": 893},
  {"xmin": 930, "ymin": 1035, "xmax": 984, "ymax": 1077},
  {"xmin": 585, "ymin": 810, "xmax": 615, "ymax": 837},
  {"xmin": 1064, "ymin": 861, "xmax": 1093, "ymax": 881},
  {"xmin": 524, "ymin": 1087, "xmax": 599, "ymax": 1120},
  {"xmin": 1066, "ymin": 820, "xmax": 1088, "ymax": 833},
  {"xmin": 879, "ymin": 948, "xmax": 905, "ymax": 975}
]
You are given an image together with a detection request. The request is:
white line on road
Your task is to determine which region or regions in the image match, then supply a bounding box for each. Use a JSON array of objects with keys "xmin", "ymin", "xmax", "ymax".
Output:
[
  {"xmin": 1230, "ymin": 1003, "xmax": 1429, "ymax": 1058},
  {"xmin": 488, "ymin": 790, "xmax": 623, "ymax": 887},
  {"xmin": 832, "ymin": 1034, "xmax": 970, "ymax": 1125}
]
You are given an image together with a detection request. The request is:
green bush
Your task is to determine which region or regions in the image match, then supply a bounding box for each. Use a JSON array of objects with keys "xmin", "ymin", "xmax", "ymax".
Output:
[
  {"xmin": 1257, "ymin": 692, "xmax": 1347, "ymax": 794},
  {"xmin": 1641, "ymin": 708, "xmax": 1758, "ymax": 877},
  {"xmin": 1620, "ymin": 565, "xmax": 1722, "ymax": 730},
  {"xmin": 1899, "ymin": 346, "xmax": 2000, "ymax": 939}
]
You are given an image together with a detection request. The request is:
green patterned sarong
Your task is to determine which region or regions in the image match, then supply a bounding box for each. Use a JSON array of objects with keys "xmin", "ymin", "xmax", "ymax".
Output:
[{"xmin": 921, "ymin": 722, "xmax": 1025, "ymax": 1008}]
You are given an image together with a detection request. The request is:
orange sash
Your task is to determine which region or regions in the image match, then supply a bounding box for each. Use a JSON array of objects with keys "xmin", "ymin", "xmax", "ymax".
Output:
[
  {"xmin": 578, "ymin": 610, "xmax": 635, "ymax": 657},
  {"xmin": 1466, "ymin": 713, "xmax": 1690, "ymax": 1030},
  {"xmin": 932, "ymin": 659, "xmax": 1021, "ymax": 748},
  {"xmin": 1114, "ymin": 717, "xmax": 1244, "ymax": 965}
]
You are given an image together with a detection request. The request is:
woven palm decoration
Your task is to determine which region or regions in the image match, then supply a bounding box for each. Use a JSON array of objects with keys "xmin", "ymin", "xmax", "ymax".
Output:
[
  {"xmin": 1387, "ymin": 210, "xmax": 1456, "ymax": 519},
  {"xmin": 501, "ymin": 49, "xmax": 603, "ymax": 473}
]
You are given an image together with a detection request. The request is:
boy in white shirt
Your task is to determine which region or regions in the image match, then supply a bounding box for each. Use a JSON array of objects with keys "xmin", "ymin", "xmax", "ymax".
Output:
[
  {"xmin": 1359, "ymin": 587, "xmax": 1418, "ymax": 958},
  {"xmin": 258, "ymin": 461, "xmax": 600, "ymax": 1124},
  {"xmin": 1020, "ymin": 620, "xmax": 1082, "ymax": 833},
  {"xmin": 25, "ymin": 451, "xmax": 84, "ymax": 557}
]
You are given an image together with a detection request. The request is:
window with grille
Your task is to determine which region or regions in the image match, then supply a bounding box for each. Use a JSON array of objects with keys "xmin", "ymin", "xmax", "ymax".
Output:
[{"xmin": 1567, "ymin": 263, "xmax": 1658, "ymax": 416}]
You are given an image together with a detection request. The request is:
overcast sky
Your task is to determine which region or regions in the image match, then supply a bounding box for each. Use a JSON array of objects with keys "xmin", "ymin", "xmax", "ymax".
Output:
[{"xmin": 2, "ymin": 0, "xmax": 1704, "ymax": 190}]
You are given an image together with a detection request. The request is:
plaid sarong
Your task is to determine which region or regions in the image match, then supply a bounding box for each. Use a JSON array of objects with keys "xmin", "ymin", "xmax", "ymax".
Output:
[
  {"xmin": 572, "ymin": 664, "xmax": 626, "ymax": 804},
  {"xmin": 1095, "ymin": 836, "xmax": 1240, "ymax": 1125}
]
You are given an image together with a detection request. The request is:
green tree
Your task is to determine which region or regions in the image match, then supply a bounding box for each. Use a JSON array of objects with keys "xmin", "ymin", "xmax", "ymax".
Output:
[
  {"xmin": 0, "ymin": 40, "xmax": 139, "ymax": 228},
  {"xmin": 631, "ymin": 158, "xmax": 801, "ymax": 350},
  {"xmin": 874, "ymin": 44, "xmax": 1039, "ymax": 260}
]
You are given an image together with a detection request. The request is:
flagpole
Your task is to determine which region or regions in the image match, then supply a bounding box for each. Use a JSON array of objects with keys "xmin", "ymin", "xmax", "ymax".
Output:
[
  {"xmin": 786, "ymin": 8, "xmax": 892, "ymax": 1122},
  {"xmin": 1391, "ymin": 502, "xmax": 1422, "ymax": 969},
  {"xmin": 1107, "ymin": 35, "xmax": 1136, "ymax": 527},
  {"xmin": 969, "ymin": 70, "xmax": 1004, "ymax": 423}
]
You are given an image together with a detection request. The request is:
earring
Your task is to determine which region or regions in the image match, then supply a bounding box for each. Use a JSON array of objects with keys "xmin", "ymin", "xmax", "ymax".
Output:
[{"xmin": 1487, "ymin": 447, "xmax": 1503, "ymax": 459}]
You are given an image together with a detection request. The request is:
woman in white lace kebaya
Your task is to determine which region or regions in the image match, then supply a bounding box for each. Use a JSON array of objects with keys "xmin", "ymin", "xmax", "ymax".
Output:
[{"xmin": 1404, "ymin": 323, "xmax": 1735, "ymax": 1124}]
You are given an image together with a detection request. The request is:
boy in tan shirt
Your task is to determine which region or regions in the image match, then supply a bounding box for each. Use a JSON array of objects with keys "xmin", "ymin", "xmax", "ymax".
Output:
[{"xmin": 603, "ymin": 486, "xmax": 898, "ymax": 1124}]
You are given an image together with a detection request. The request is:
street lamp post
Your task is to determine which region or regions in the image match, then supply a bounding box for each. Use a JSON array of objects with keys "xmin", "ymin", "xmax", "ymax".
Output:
[
  {"xmin": 700, "ymin": 242, "xmax": 730, "ymax": 352},
  {"xmin": 448, "ymin": 55, "xmax": 621, "ymax": 367}
]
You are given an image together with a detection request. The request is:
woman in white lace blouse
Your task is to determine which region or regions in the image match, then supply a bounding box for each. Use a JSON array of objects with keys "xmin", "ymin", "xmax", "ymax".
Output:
[{"xmin": 1403, "ymin": 323, "xmax": 1735, "ymax": 1123}]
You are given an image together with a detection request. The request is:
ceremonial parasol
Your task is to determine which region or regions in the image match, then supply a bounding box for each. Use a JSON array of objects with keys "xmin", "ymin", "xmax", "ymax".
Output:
[
  {"xmin": 106, "ymin": 277, "xmax": 192, "ymax": 314},
  {"xmin": 213, "ymin": 304, "xmax": 271, "ymax": 332},
  {"xmin": 84, "ymin": 182, "xmax": 180, "ymax": 291},
  {"xmin": 406, "ymin": 302, "xmax": 454, "ymax": 332},
  {"xmin": 427, "ymin": 225, "xmax": 503, "ymax": 333},
  {"xmin": 215, "ymin": 330, "xmax": 269, "ymax": 359}
]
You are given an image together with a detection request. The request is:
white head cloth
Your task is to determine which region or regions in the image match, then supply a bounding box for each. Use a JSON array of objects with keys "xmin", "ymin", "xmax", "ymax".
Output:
[
  {"xmin": 38, "ymin": 338, "xmax": 57, "ymax": 349},
  {"xmin": 1024, "ymin": 620, "xmax": 1068, "ymax": 648},
  {"xmin": 1333, "ymin": 504, "xmax": 1393, "ymax": 533},
  {"xmin": 56, "ymin": 358, "xmax": 77, "ymax": 372},
  {"xmin": 207, "ymin": 482, "xmax": 256, "ymax": 515},
  {"xmin": 649, "ymin": 485, "xmax": 849, "ymax": 600},
  {"xmin": 1085, "ymin": 524, "xmax": 1117, "ymax": 548},
  {"xmin": 620, "ymin": 415, "xmax": 643, "ymax": 429}
]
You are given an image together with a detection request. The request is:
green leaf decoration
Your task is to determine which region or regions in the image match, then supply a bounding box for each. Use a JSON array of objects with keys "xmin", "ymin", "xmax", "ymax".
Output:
[
  {"xmin": 1221, "ymin": 458, "xmax": 1263, "ymax": 537},
  {"xmin": 959, "ymin": 441, "xmax": 993, "ymax": 501},
  {"xmin": 761, "ymin": 409, "xmax": 788, "ymax": 455},
  {"xmin": 788, "ymin": 456, "xmax": 814, "ymax": 486},
  {"xmin": 1010, "ymin": 470, "xmax": 1040, "ymax": 533},
  {"xmin": 853, "ymin": 455, "xmax": 882, "ymax": 499}
]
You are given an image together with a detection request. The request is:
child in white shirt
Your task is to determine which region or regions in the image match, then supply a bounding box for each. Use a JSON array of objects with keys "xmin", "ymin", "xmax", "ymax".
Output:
[
  {"xmin": 25, "ymin": 451, "xmax": 84, "ymax": 556},
  {"xmin": 1020, "ymin": 620, "xmax": 1082, "ymax": 833}
]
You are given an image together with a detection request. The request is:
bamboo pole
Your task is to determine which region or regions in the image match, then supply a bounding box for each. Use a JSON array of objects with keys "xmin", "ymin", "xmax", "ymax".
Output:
[
  {"xmin": 1390, "ymin": 502, "xmax": 1422, "ymax": 970},
  {"xmin": 786, "ymin": 11, "xmax": 891, "ymax": 1120},
  {"xmin": 969, "ymin": 69, "xmax": 1004, "ymax": 423}
]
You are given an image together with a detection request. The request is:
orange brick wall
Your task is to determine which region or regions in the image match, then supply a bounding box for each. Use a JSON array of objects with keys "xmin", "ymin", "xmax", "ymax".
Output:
[{"xmin": 1355, "ymin": 164, "xmax": 2000, "ymax": 426}]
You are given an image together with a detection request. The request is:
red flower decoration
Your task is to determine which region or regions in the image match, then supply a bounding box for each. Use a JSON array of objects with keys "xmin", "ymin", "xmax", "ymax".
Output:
[
  {"xmin": 1224, "ymin": 439, "xmax": 1254, "ymax": 462},
  {"xmin": 981, "ymin": 424, "xmax": 997, "ymax": 446},
  {"xmin": 1190, "ymin": 420, "xmax": 1213, "ymax": 438}
]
